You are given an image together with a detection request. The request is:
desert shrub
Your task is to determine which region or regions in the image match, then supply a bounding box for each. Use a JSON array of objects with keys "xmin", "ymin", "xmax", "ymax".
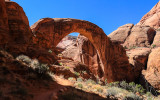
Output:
[
  {"xmin": 123, "ymin": 92, "xmax": 142, "ymax": 100},
  {"xmin": 120, "ymin": 81, "xmax": 128, "ymax": 89},
  {"xmin": 129, "ymin": 46, "xmax": 137, "ymax": 49},
  {"xmin": 68, "ymin": 77, "xmax": 76, "ymax": 82},
  {"xmin": 48, "ymin": 49, "xmax": 52, "ymax": 53},
  {"xmin": 59, "ymin": 62, "xmax": 63, "ymax": 66},
  {"xmin": 96, "ymin": 87, "xmax": 103, "ymax": 93},
  {"xmin": 105, "ymin": 79, "xmax": 108, "ymax": 85},
  {"xmin": 77, "ymin": 78, "xmax": 83, "ymax": 82},
  {"xmin": 109, "ymin": 81, "xmax": 119, "ymax": 87},
  {"xmin": 119, "ymin": 81, "xmax": 145, "ymax": 94},
  {"xmin": 16, "ymin": 55, "xmax": 32, "ymax": 65},
  {"xmin": 35, "ymin": 64, "xmax": 49, "ymax": 74},
  {"xmin": 152, "ymin": 44, "xmax": 156, "ymax": 48},
  {"xmin": 82, "ymin": 70, "xmax": 87, "ymax": 74},
  {"xmin": 74, "ymin": 71, "xmax": 80, "ymax": 77},
  {"xmin": 106, "ymin": 87, "xmax": 123, "ymax": 97},
  {"xmin": 64, "ymin": 66, "xmax": 70, "ymax": 70},
  {"xmin": 78, "ymin": 83, "xmax": 83, "ymax": 89},
  {"xmin": 86, "ymin": 79, "xmax": 96, "ymax": 85}
]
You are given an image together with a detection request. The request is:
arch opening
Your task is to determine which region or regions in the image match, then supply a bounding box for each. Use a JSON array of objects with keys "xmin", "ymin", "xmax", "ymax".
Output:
[{"xmin": 56, "ymin": 32, "xmax": 104, "ymax": 78}]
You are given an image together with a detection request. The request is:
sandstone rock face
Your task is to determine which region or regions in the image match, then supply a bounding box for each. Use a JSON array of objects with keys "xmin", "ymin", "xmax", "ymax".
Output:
[
  {"xmin": 123, "ymin": 25, "xmax": 156, "ymax": 48},
  {"xmin": 108, "ymin": 24, "xmax": 134, "ymax": 44},
  {"xmin": 142, "ymin": 47, "xmax": 160, "ymax": 90},
  {"xmin": 127, "ymin": 48, "xmax": 151, "ymax": 79},
  {"xmin": 31, "ymin": 18, "xmax": 134, "ymax": 82},
  {"xmin": 76, "ymin": 35, "xmax": 103, "ymax": 78},
  {"xmin": 152, "ymin": 31, "xmax": 160, "ymax": 47},
  {"xmin": 5, "ymin": 1, "xmax": 32, "ymax": 55},
  {"xmin": 0, "ymin": 0, "xmax": 9, "ymax": 47},
  {"xmin": 137, "ymin": 1, "xmax": 160, "ymax": 29}
]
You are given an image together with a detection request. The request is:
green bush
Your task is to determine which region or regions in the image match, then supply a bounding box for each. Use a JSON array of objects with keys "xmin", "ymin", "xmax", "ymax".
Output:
[
  {"xmin": 78, "ymin": 83, "xmax": 83, "ymax": 89},
  {"xmin": 59, "ymin": 62, "xmax": 63, "ymax": 66},
  {"xmin": 86, "ymin": 79, "xmax": 96, "ymax": 85},
  {"xmin": 74, "ymin": 72, "xmax": 80, "ymax": 77},
  {"xmin": 35, "ymin": 64, "xmax": 49, "ymax": 74},
  {"xmin": 106, "ymin": 87, "xmax": 122, "ymax": 96},
  {"xmin": 152, "ymin": 44, "xmax": 156, "ymax": 48},
  {"xmin": 123, "ymin": 92, "xmax": 142, "ymax": 100},
  {"xmin": 77, "ymin": 78, "xmax": 83, "ymax": 82},
  {"xmin": 109, "ymin": 81, "xmax": 119, "ymax": 87},
  {"xmin": 48, "ymin": 49, "xmax": 52, "ymax": 53},
  {"xmin": 97, "ymin": 87, "xmax": 103, "ymax": 93},
  {"xmin": 119, "ymin": 81, "xmax": 145, "ymax": 94},
  {"xmin": 16, "ymin": 55, "xmax": 32, "ymax": 65}
]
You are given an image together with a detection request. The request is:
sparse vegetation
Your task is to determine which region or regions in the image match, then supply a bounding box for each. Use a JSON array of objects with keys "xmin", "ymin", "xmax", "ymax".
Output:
[
  {"xmin": 77, "ymin": 83, "xmax": 83, "ymax": 89},
  {"xmin": 123, "ymin": 92, "xmax": 142, "ymax": 100},
  {"xmin": 77, "ymin": 78, "xmax": 83, "ymax": 82},
  {"xmin": 152, "ymin": 44, "xmax": 156, "ymax": 48},
  {"xmin": 74, "ymin": 71, "xmax": 80, "ymax": 77},
  {"xmin": 129, "ymin": 46, "xmax": 137, "ymax": 49},
  {"xmin": 59, "ymin": 62, "xmax": 63, "ymax": 66},
  {"xmin": 48, "ymin": 49, "xmax": 52, "ymax": 53},
  {"xmin": 16, "ymin": 55, "xmax": 32, "ymax": 65},
  {"xmin": 106, "ymin": 87, "xmax": 123, "ymax": 97},
  {"xmin": 64, "ymin": 66, "xmax": 70, "ymax": 70}
]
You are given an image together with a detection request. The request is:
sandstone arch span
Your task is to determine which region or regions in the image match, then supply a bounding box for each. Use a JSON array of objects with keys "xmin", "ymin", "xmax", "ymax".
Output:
[{"xmin": 31, "ymin": 18, "xmax": 134, "ymax": 82}]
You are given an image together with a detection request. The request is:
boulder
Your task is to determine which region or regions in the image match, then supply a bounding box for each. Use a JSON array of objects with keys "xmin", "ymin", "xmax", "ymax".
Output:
[
  {"xmin": 142, "ymin": 47, "xmax": 160, "ymax": 90},
  {"xmin": 108, "ymin": 24, "xmax": 134, "ymax": 44},
  {"xmin": 137, "ymin": 1, "xmax": 160, "ymax": 29},
  {"xmin": 123, "ymin": 25, "xmax": 156, "ymax": 48}
]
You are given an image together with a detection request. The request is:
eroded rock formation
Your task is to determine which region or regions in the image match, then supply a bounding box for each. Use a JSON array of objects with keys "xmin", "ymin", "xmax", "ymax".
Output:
[
  {"xmin": 152, "ymin": 31, "xmax": 160, "ymax": 47},
  {"xmin": 0, "ymin": 0, "xmax": 9, "ymax": 47},
  {"xmin": 5, "ymin": 1, "xmax": 32, "ymax": 55},
  {"xmin": 108, "ymin": 24, "xmax": 134, "ymax": 44},
  {"xmin": 31, "ymin": 18, "xmax": 134, "ymax": 82},
  {"xmin": 123, "ymin": 25, "xmax": 156, "ymax": 48},
  {"xmin": 142, "ymin": 48, "xmax": 160, "ymax": 90},
  {"xmin": 127, "ymin": 48, "xmax": 151, "ymax": 79},
  {"xmin": 137, "ymin": 1, "xmax": 160, "ymax": 29}
]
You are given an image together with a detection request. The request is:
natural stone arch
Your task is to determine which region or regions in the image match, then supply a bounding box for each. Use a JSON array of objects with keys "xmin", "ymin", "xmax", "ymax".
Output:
[{"xmin": 31, "ymin": 18, "xmax": 134, "ymax": 82}]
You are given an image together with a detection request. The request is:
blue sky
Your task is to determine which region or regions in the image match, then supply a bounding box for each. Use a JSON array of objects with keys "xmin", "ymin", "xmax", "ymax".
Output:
[{"xmin": 13, "ymin": 0, "xmax": 158, "ymax": 36}]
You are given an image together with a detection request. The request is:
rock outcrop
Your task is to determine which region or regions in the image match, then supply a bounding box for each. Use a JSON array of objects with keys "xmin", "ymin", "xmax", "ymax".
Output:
[
  {"xmin": 152, "ymin": 31, "xmax": 160, "ymax": 47},
  {"xmin": 123, "ymin": 25, "xmax": 156, "ymax": 48},
  {"xmin": 142, "ymin": 47, "xmax": 160, "ymax": 90},
  {"xmin": 5, "ymin": 1, "xmax": 32, "ymax": 55},
  {"xmin": 0, "ymin": 0, "xmax": 9, "ymax": 47},
  {"xmin": 108, "ymin": 24, "xmax": 134, "ymax": 44},
  {"xmin": 137, "ymin": 1, "xmax": 160, "ymax": 29},
  {"xmin": 127, "ymin": 48, "xmax": 151, "ymax": 79},
  {"xmin": 76, "ymin": 35, "xmax": 104, "ymax": 78},
  {"xmin": 31, "ymin": 18, "xmax": 134, "ymax": 82}
]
